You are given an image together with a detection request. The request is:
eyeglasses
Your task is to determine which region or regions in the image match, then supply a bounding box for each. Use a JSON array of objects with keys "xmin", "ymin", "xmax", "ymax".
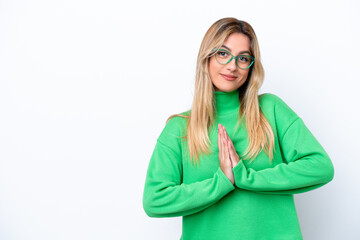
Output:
[{"xmin": 213, "ymin": 48, "xmax": 255, "ymax": 70}]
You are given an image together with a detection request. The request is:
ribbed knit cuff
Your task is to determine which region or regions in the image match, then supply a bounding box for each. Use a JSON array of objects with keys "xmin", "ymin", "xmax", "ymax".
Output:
[
  {"xmin": 216, "ymin": 166, "xmax": 236, "ymax": 192},
  {"xmin": 232, "ymin": 160, "xmax": 246, "ymax": 188}
]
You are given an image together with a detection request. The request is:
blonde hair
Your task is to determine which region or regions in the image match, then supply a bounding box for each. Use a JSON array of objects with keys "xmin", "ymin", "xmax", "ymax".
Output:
[{"xmin": 167, "ymin": 17, "xmax": 275, "ymax": 165}]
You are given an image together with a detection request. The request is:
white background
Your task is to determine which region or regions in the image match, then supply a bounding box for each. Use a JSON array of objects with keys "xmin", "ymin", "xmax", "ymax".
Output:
[{"xmin": 0, "ymin": 0, "xmax": 359, "ymax": 239}]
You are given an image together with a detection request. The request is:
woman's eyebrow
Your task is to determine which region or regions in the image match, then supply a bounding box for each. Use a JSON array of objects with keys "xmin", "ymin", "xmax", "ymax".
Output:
[{"xmin": 221, "ymin": 45, "xmax": 251, "ymax": 55}]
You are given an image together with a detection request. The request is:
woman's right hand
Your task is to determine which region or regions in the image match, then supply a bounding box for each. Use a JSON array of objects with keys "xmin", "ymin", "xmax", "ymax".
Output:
[{"xmin": 218, "ymin": 124, "xmax": 235, "ymax": 185}]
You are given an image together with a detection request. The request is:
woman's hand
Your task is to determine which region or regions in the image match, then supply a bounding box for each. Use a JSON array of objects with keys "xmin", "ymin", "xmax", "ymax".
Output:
[
  {"xmin": 218, "ymin": 124, "xmax": 240, "ymax": 172},
  {"xmin": 220, "ymin": 124, "xmax": 240, "ymax": 168},
  {"xmin": 218, "ymin": 124, "xmax": 235, "ymax": 185}
]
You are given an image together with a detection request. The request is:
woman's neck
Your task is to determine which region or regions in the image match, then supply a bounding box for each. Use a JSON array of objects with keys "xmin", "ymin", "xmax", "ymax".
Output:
[{"xmin": 214, "ymin": 89, "xmax": 240, "ymax": 116}]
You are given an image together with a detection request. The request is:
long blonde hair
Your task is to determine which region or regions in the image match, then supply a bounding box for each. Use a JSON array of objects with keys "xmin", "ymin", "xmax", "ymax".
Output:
[{"xmin": 168, "ymin": 17, "xmax": 275, "ymax": 165}]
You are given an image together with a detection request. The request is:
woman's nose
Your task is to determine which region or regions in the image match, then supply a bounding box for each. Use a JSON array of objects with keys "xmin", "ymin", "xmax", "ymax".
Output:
[{"xmin": 226, "ymin": 58, "xmax": 237, "ymax": 71}]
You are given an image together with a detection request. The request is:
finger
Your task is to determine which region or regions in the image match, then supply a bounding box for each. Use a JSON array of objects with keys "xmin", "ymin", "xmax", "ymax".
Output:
[
  {"xmin": 219, "ymin": 125, "xmax": 225, "ymax": 163},
  {"xmin": 226, "ymin": 142, "xmax": 235, "ymax": 167},
  {"xmin": 228, "ymin": 140, "xmax": 237, "ymax": 164},
  {"xmin": 228, "ymin": 138, "xmax": 240, "ymax": 166},
  {"xmin": 223, "ymin": 125, "xmax": 230, "ymax": 143},
  {"xmin": 222, "ymin": 133, "xmax": 230, "ymax": 164},
  {"xmin": 217, "ymin": 124, "xmax": 221, "ymax": 154},
  {"xmin": 223, "ymin": 128, "xmax": 232, "ymax": 154},
  {"xmin": 221, "ymin": 125, "xmax": 225, "ymax": 153},
  {"xmin": 221, "ymin": 135, "xmax": 225, "ymax": 163},
  {"xmin": 222, "ymin": 126, "xmax": 235, "ymax": 156},
  {"xmin": 226, "ymin": 141, "xmax": 235, "ymax": 168},
  {"xmin": 221, "ymin": 126, "xmax": 228, "ymax": 145},
  {"xmin": 221, "ymin": 126, "xmax": 237, "ymax": 166},
  {"xmin": 221, "ymin": 127, "xmax": 228, "ymax": 161}
]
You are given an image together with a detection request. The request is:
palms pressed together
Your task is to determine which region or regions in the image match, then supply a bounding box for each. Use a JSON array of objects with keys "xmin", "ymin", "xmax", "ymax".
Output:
[{"xmin": 218, "ymin": 123, "xmax": 241, "ymax": 185}]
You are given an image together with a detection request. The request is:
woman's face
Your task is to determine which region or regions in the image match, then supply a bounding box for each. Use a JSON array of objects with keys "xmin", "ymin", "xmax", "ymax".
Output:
[{"xmin": 209, "ymin": 32, "xmax": 251, "ymax": 92}]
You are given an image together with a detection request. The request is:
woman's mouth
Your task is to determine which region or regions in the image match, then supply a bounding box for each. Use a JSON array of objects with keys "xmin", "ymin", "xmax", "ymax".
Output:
[{"xmin": 220, "ymin": 73, "xmax": 237, "ymax": 81}]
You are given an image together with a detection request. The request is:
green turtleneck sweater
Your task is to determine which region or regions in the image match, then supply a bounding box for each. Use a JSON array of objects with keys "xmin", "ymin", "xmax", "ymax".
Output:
[{"xmin": 142, "ymin": 90, "xmax": 334, "ymax": 240}]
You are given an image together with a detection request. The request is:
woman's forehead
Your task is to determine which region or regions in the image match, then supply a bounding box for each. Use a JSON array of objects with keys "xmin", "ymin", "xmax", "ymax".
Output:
[{"xmin": 221, "ymin": 33, "xmax": 251, "ymax": 54}]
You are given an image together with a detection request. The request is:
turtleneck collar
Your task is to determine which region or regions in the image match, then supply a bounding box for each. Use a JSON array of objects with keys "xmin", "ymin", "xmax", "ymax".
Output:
[{"xmin": 214, "ymin": 89, "xmax": 241, "ymax": 116}]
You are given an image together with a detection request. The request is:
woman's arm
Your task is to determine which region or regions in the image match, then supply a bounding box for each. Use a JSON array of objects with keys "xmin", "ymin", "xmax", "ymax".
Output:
[
  {"xmin": 142, "ymin": 118, "xmax": 235, "ymax": 218},
  {"xmin": 231, "ymin": 94, "xmax": 335, "ymax": 195},
  {"xmin": 232, "ymin": 117, "xmax": 335, "ymax": 195}
]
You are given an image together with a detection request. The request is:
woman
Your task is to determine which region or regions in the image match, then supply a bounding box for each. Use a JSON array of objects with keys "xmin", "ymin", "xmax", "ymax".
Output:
[{"xmin": 142, "ymin": 17, "xmax": 334, "ymax": 240}]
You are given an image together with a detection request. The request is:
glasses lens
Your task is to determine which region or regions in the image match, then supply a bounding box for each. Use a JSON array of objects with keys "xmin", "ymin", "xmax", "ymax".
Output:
[
  {"xmin": 214, "ymin": 49, "xmax": 254, "ymax": 69},
  {"xmin": 215, "ymin": 50, "xmax": 231, "ymax": 64},
  {"xmin": 236, "ymin": 55, "xmax": 253, "ymax": 69}
]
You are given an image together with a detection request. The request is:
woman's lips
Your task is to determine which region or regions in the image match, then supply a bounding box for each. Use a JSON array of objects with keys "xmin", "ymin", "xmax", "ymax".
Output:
[{"xmin": 220, "ymin": 73, "xmax": 237, "ymax": 81}]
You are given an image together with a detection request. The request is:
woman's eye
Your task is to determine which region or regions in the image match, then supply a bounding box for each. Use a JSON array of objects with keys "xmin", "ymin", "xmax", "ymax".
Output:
[
  {"xmin": 217, "ymin": 51, "xmax": 228, "ymax": 57},
  {"xmin": 238, "ymin": 56, "xmax": 250, "ymax": 62}
]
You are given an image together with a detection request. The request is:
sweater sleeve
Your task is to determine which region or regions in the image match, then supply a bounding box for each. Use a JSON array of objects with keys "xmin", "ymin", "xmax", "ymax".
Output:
[
  {"xmin": 232, "ymin": 94, "xmax": 335, "ymax": 195},
  {"xmin": 142, "ymin": 117, "xmax": 235, "ymax": 218}
]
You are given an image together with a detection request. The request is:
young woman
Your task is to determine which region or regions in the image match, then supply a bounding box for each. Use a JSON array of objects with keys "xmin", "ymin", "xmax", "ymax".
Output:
[{"xmin": 143, "ymin": 17, "xmax": 334, "ymax": 240}]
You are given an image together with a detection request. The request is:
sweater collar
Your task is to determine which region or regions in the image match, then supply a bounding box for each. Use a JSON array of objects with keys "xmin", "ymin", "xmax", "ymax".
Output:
[{"xmin": 214, "ymin": 89, "xmax": 240, "ymax": 116}]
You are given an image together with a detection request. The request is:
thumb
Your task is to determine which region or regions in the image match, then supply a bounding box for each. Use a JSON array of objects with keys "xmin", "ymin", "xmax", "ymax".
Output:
[{"xmin": 228, "ymin": 141, "xmax": 237, "ymax": 168}]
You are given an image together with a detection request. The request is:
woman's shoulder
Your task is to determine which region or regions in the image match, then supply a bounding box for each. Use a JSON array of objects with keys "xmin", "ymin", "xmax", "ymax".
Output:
[
  {"xmin": 258, "ymin": 92, "xmax": 286, "ymax": 107},
  {"xmin": 258, "ymin": 92, "xmax": 299, "ymax": 122},
  {"xmin": 157, "ymin": 109, "xmax": 190, "ymax": 144},
  {"xmin": 165, "ymin": 109, "xmax": 190, "ymax": 128}
]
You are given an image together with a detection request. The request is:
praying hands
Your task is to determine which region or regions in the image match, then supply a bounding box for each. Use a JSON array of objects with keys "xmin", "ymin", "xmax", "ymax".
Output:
[{"xmin": 218, "ymin": 123, "xmax": 241, "ymax": 185}]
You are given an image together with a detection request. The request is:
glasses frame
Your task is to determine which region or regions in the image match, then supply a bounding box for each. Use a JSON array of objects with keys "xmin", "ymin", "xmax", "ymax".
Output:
[{"xmin": 213, "ymin": 48, "xmax": 255, "ymax": 70}]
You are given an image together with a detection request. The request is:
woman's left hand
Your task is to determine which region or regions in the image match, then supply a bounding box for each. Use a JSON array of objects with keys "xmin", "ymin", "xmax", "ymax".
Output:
[{"xmin": 219, "ymin": 124, "xmax": 240, "ymax": 168}]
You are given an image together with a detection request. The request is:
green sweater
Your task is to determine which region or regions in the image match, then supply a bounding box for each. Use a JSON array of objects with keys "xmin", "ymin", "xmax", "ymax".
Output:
[{"xmin": 143, "ymin": 90, "xmax": 334, "ymax": 240}]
